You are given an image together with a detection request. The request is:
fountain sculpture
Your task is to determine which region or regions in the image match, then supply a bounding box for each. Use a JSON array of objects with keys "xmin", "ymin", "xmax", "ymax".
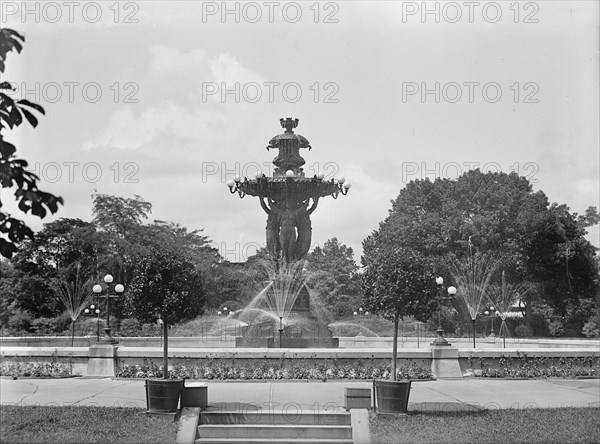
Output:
[{"xmin": 227, "ymin": 118, "xmax": 350, "ymax": 347}]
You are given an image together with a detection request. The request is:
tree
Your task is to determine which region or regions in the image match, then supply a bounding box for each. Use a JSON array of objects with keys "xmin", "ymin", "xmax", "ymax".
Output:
[
  {"xmin": 0, "ymin": 259, "xmax": 22, "ymax": 332},
  {"xmin": 91, "ymin": 193, "xmax": 152, "ymax": 236},
  {"xmin": 126, "ymin": 248, "xmax": 205, "ymax": 378},
  {"xmin": 8, "ymin": 219, "xmax": 97, "ymax": 323},
  {"xmin": 91, "ymin": 193, "xmax": 220, "ymax": 289},
  {"xmin": 90, "ymin": 193, "xmax": 153, "ymax": 280},
  {"xmin": 361, "ymin": 247, "xmax": 437, "ymax": 380},
  {"xmin": 203, "ymin": 260, "xmax": 264, "ymax": 310},
  {"xmin": 13, "ymin": 218, "xmax": 97, "ymax": 276},
  {"xmin": 1, "ymin": 28, "xmax": 63, "ymax": 258},
  {"xmin": 138, "ymin": 220, "xmax": 220, "ymax": 272},
  {"xmin": 526, "ymin": 203, "xmax": 599, "ymax": 316},
  {"xmin": 363, "ymin": 169, "xmax": 599, "ymax": 334},
  {"xmin": 305, "ymin": 238, "xmax": 361, "ymax": 318}
]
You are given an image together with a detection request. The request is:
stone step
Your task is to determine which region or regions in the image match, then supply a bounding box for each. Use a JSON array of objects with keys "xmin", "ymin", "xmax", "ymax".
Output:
[
  {"xmin": 200, "ymin": 411, "xmax": 351, "ymax": 426},
  {"xmin": 195, "ymin": 438, "xmax": 353, "ymax": 444},
  {"xmin": 197, "ymin": 424, "xmax": 352, "ymax": 440}
]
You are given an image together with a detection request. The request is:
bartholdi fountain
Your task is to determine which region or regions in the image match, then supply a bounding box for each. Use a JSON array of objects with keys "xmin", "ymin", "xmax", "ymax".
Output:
[{"xmin": 226, "ymin": 118, "xmax": 350, "ymax": 348}]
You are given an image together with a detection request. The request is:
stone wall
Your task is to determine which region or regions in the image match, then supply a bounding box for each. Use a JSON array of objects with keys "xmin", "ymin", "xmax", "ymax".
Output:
[{"xmin": 2, "ymin": 343, "xmax": 599, "ymax": 378}]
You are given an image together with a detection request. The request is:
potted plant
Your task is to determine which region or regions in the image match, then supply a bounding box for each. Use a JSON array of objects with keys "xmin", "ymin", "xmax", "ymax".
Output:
[
  {"xmin": 361, "ymin": 247, "xmax": 437, "ymax": 414},
  {"xmin": 126, "ymin": 248, "xmax": 205, "ymax": 413}
]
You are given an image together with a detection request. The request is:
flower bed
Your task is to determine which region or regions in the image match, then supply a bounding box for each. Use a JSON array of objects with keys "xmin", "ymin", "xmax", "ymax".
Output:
[
  {"xmin": 117, "ymin": 357, "xmax": 433, "ymax": 381},
  {"xmin": 467, "ymin": 352, "xmax": 600, "ymax": 378},
  {"xmin": 0, "ymin": 357, "xmax": 74, "ymax": 378}
]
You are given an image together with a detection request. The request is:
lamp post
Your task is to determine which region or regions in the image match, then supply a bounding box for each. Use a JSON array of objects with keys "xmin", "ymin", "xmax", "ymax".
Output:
[
  {"xmin": 278, "ymin": 316, "xmax": 284, "ymax": 348},
  {"xmin": 92, "ymin": 274, "xmax": 124, "ymax": 344},
  {"xmin": 484, "ymin": 306, "xmax": 499, "ymax": 338},
  {"xmin": 430, "ymin": 277, "xmax": 457, "ymax": 346},
  {"xmin": 84, "ymin": 304, "xmax": 101, "ymax": 342}
]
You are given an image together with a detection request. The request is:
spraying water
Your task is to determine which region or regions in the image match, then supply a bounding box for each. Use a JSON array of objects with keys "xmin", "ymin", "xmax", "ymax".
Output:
[
  {"xmin": 230, "ymin": 259, "xmax": 339, "ymax": 347},
  {"xmin": 451, "ymin": 238, "xmax": 499, "ymax": 347},
  {"xmin": 487, "ymin": 270, "xmax": 530, "ymax": 348}
]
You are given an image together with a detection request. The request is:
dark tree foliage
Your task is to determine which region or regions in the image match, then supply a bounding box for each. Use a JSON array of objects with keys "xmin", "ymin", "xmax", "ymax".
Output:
[
  {"xmin": 203, "ymin": 260, "xmax": 265, "ymax": 310},
  {"xmin": 90, "ymin": 193, "xmax": 153, "ymax": 280},
  {"xmin": 361, "ymin": 247, "xmax": 437, "ymax": 324},
  {"xmin": 0, "ymin": 260, "xmax": 20, "ymax": 328},
  {"xmin": 90, "ymin": 194, "xmax": 217, "ymax": 323},
  {"xmin": 4, "ymin": 194, "xmax": 219, "ymax": 331},
  {"xmin": 0, "ymin": 28, "xmax": 63, "ymax": 258},
  {"xmin": 126, "ymin": 249, "xmax": 205, "ymax": 325},
  {"xmin": 363, "ymin": 169, "xmax": 599, "ymax": 334},
  {"xmin": 13, "ymin": 218, "xmax": 97, "ymax": 277},
  {"xmin": 6, "ymin": 219, "xmax": 97, "ymax": 321},
  {"xmin": 305, "ymin": 238, "xmax": 361, "ymax": 318},
  {"xmin": 364, "ymin": 171, "xmax": 598, "ymax": 300},
  {"xmin": 91, "ymin": 193, "xmax": 152, "ymax": 237}
]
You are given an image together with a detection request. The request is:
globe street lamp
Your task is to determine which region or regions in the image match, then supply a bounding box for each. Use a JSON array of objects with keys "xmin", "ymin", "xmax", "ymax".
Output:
[
  {"xmin": 353, "ymin": 307, "xmax": 368, "ymax": 316},
  {"xmin": 84, "ymin": 304, "xmax": 101, "ymax": 342},
  {"xmin": 431, "ymin": 277, "xmax": 457, "ymax": 346},
  {"xmin": 93, "ymin": 274, "xmax": 124, "ymax": 344},
  {"xmin": 484, "ymin": 306, "xmax": 499, "ymax": 338},
  {"xmin": 217, "ymin": 307, "xmax": 229, "ymax": 316}
]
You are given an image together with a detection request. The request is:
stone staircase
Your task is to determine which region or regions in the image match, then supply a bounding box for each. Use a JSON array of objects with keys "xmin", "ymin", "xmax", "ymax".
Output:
[{"xmin": 194, "ymin": 409, "xmax": 354, "ymax": 444}]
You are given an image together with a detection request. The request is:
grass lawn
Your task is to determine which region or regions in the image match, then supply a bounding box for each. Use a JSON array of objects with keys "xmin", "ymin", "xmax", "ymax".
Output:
[
  {"xmin": 0, "ymin": 405, "xmax": 178, "ymax": 443},
  {"xmin": 370, "ymin": 407, "xmax": 600, "ymax": 444}
]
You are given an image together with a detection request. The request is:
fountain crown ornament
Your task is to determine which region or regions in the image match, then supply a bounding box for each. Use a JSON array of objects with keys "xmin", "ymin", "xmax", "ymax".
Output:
[
  {"xmin": 281, "ymin": 117, "xmax": 299, "ymax": 132},
  {"xmin": 267, "ymin": 117, "xmax": 312, "ymax": 176}
]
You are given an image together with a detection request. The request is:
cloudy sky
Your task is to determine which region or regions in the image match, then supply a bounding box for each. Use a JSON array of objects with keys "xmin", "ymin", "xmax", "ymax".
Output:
[{"xmin": 2, "ymin": 1, "xmax": 598, "ymax": 263}]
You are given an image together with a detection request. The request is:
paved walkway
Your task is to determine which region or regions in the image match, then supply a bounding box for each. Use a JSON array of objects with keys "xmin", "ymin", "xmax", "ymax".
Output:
[{"xmin": 1, "ymin": 377, "xmax": 598, "ymax": 412}]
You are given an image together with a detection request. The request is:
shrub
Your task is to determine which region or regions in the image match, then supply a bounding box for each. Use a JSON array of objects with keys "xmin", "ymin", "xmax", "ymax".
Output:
[
  {"xmin": 515, "ymin": 324, "xmax": 533, "ymax": 338},
  {"xmin": 119, "ymin": 318, "xmax": 142, "ymax": 337},
  {"xmin": 548, "ymin": 320, "xmax": 565, "ymax": 337},
  {"xmin": 330, "ymin": 300, "xmax": 354, "ymax": 319},
  {"xmin": 7, "ymin": 309, "xmax": 33, "ymax": 334},
  {"xmin": 582, "ymin": 316, "xmax": 599, "ymax": 338},
  {"xmin": 140, "ymin": 323, "xmax": 160, "ymax": 336},
  {"xmin": 29, "ymin": 313, "xmax": 72, "ymax": 335},
  {"xmin": 563, "ymin": 328, "xmax": 578, "ymax": 338},
  {"xmin": 530, "ymin": 313, "xmax": 550, "ymax": 337},
  {"xmin": 78, "ymin": 317, "xmax": 106, "ymax": 337}
]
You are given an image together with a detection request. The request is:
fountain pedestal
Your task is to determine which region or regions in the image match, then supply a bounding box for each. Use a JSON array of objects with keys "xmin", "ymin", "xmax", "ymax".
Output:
[{"xmin": 430, "ymin": 346, "xmax": 463, "ymax": 378}]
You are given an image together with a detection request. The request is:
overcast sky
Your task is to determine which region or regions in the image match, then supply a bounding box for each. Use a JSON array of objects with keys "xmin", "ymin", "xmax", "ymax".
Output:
[{"xmin": 2, "ymin": 1, "xmax": 598, "ymax": 263}]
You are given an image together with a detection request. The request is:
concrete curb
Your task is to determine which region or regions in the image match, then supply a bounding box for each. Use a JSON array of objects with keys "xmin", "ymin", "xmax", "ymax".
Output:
[
  {"xmin": 176, "ymin": 407, "xmax": 201, "ymax": 444},
  {"xmin": 350, "ymin": 409, "xmax": 370, "ymax": 444}
]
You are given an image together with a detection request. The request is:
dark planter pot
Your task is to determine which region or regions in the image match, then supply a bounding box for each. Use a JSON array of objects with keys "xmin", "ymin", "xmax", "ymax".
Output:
[
  {"xmin": 145, "ymin": 379, "xmax": 184, "ymax": 413},
  {"xmin": 373, "ymin": 380, "xmax": 411, "ymax": 414}
]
